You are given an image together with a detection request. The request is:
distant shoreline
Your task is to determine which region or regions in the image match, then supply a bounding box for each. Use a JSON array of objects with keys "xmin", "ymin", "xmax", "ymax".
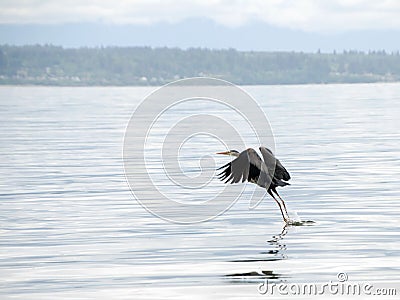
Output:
[{"xmin": 1, "ymin": 45, "xmax": 400, "ymax": 86}]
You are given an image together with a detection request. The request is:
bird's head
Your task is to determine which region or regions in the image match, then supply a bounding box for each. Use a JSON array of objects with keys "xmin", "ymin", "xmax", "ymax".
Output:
[{"xmin": 216, "ymin": 150, "xmax": 240, "ymax": 157}]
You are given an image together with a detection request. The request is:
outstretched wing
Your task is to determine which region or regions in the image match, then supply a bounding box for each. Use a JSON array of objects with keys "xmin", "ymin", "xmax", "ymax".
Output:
[
  {"xmin": 217, "ymin": 148, "xmax": 272, "ymax": 188},
  {"xmin": 259, "ymin": 146, "xmax": 291, "ymax": 181}
]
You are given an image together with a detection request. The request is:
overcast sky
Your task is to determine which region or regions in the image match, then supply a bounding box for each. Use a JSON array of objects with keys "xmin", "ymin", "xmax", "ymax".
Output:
[
  {"xmin": 1, "ymin": 0, "xmax": 400, "ymax": 51},
  {"xmin": 2, "ymin": 0, "xmax": 400, "ymax": 31}
]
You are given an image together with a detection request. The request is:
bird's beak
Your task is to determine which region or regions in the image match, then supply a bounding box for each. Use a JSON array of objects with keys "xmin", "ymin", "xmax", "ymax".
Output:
[{"xmin": 216, "ymin": 151, "xmax": 230, "ymax": 155}]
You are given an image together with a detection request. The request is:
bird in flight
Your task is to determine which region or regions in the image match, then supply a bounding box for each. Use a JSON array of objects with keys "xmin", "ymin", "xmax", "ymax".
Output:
[{"xmin": 217, "ymin": 147, "xmax": 291, "ymax": 223}]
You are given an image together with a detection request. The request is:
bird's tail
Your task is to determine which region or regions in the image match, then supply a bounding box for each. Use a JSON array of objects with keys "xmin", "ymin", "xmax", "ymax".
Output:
[{"xmin": 274, "ymin": 179, "xmax": 290, "ymax": 187}]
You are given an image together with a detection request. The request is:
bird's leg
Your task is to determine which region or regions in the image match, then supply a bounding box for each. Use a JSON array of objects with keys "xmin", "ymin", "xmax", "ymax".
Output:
[
  {"xmin": 268, "ymin": 190, "xmax": 288, "ymax": 223},
  {"xmin": 272, "ymin": 188, "xmax": 289, "ymax": 218}
]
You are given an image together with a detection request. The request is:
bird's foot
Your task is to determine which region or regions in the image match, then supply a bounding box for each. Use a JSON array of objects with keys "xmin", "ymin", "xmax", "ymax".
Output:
[{"xmin": 286, "ymin": 219, "xmax": 315, "ymax": 226}]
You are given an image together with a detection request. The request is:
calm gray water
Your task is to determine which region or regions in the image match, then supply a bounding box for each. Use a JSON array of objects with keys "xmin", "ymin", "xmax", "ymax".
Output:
[{"xmin": 1, "ymin": 84, "xmax": 399, "ymax": 299}]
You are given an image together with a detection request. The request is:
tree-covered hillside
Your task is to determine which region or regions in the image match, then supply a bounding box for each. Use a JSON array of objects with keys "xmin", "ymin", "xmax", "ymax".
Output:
[{"xmin": 1, "ymin": 45, "xmax": 399, "ymax": 85}]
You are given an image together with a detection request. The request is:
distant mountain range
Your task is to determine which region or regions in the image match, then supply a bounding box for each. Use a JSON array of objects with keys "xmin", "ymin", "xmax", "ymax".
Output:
[{"xmin": 1, "ymin": 18, "xmax": 399, "ymax": 52}]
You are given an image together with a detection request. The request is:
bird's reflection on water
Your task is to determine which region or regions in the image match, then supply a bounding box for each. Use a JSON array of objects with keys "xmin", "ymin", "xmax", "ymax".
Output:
[
  {"xmin": 230, "ymin": 225, "xmax": 288, "ymax": 263},
  {"xmin": 225, "ymin": 220, "xmax": 316, "ymax": 284},
  {"xmin": 265, "ymin": 225, "xmax": 288, "ymax": 258},
  {"xmin": 224, "ymin": 225, "xmax": 289, "ymax": 283}
]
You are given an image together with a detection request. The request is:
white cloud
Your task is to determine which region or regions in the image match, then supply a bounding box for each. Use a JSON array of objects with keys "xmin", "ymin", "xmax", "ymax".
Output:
[{"xmin": 1, "ymin": 0, "xmax": 400, "ymax": 32}]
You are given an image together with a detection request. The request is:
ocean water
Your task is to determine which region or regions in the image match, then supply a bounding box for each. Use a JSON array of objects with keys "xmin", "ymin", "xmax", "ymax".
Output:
[{"xmin": 1, "ymin": 83, "xmax": 399, "ymax": 299}]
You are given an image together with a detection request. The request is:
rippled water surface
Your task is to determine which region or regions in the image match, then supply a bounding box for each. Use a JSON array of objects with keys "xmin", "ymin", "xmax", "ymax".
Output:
[{"xmin": 1, "ymin": 84, "xmax": 400, "ymax": 299}]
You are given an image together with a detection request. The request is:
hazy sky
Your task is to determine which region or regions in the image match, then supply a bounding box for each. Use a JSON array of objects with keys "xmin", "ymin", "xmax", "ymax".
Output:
[
  {"xmin": 2, "ymin": 0, "xmax": 400, "ymax": 31},
  {"xmin": 1, "ymin": 0, "xmax": 400, "ymax": 50}
]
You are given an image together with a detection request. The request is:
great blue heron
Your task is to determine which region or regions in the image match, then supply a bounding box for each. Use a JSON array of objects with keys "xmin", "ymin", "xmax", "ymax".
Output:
[{"xmin": 217, "ymin": 147, "xmax": 291, "ymax": 223}]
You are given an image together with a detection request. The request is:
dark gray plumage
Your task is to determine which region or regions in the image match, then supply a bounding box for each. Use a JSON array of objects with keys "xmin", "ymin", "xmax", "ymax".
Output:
[{"xmin": 217, "ymin": 147, "xmax": 291, "ymax": 222}]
